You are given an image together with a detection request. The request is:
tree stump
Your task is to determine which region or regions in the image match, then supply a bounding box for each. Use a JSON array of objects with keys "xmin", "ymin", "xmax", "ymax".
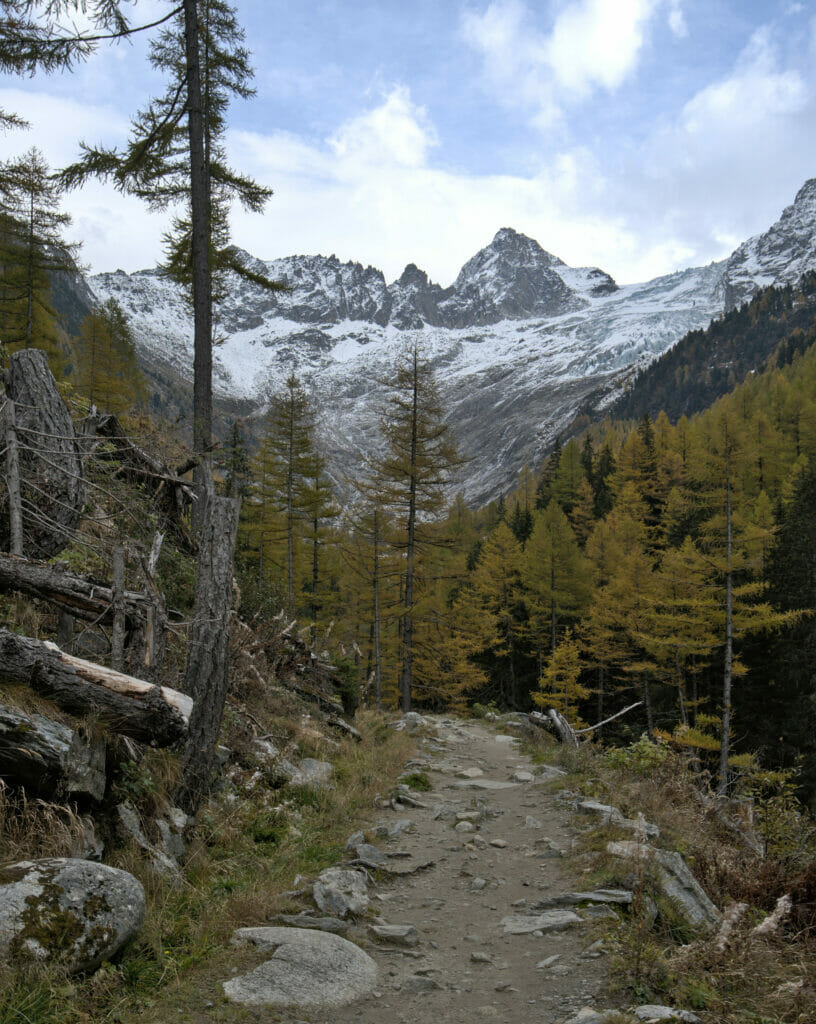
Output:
[{"xmin": 1, "ymin": 349, "xmax": 85, "ymax": 558}]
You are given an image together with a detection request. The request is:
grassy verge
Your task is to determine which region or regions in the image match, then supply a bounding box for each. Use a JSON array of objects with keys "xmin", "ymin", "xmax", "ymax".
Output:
[
  {"xmin": 0, "ymin": 711, "xmax": 413, "ymax": 1024},
  {"xmin": 522, "ymin": 729, "xmax": 816, "ymax": 1023}
]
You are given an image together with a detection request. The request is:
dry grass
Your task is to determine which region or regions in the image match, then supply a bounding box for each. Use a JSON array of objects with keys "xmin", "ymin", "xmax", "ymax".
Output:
[
  {"xmin": 7, "ymin": 710, "xmax": 416, "ymax": 1024},
  {"xmin": 523, "ymin": 729, "xmax": 816, "ymax": 1023}
]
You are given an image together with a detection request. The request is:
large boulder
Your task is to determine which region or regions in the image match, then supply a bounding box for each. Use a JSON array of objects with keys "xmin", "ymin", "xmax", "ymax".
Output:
[
  {"xmin": 224, "ymin": 926, "xmax": 378, "ymax": 1009},
  {"xmin": 0, "ymin": 857, "xmax": 145, "ymax": 972}
]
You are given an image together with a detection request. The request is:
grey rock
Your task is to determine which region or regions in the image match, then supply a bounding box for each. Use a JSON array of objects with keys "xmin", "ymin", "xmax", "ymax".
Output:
[
  {"xmin": 401, "ymin": 973, "xmax": 440, "ymax": 993},
  {"xmin": 576, "ymin": 800, "xmax": 625, "ymax": 825},
  {"xmin": 606, "ymin": 843, "xmax": 720, "ymax": 933},
  {"xmin": 0, "ymin": 857, "xmax": 145, "ymax": 972},
  {"xmin": 352, "ymin": 843, "xmax": 389, "ymax": 869},
  {"xmin": 500, "ymin": 911, "xmax": 582, "ymax": 934},
  {"xmin": 548, "ymin": 889, "xmax": 634, "ymax": 907},
  {"xmin": 392, "ymin": 712, "xmax": 429, "ymax": 732},
  {"xmin": 512, "ymin": 770, "xmax": 534, "ymax": 783},
  {"xmin": 470, "ymin": 877, "xmax": 488, "ymax": 891},
  {"xmin": 225, "ymin": 926, "xmax": 377, "ymax": 1008},
  {"xmin": 114, "ymin": 802, "xmax": 182, "ymax": 881},
  {"xmin": 287, "ymin": 758, "xmax": 334, "ymax": 788},
  {"xmin": 456, "ymin": 767, "xmax": 484, "ymax": 779},
  {"xmin": 345, "ymin": 831, "xmax": 366, "ymax": 851},
  {"xmin": 471, "ymin": 950, "xmax": 492, "ymax": 962},
  {"xmin": 156, "ymin": 819, "xmax": 185, "ymax": 861},
  {"xmin": 268, "ymin": 913, "xmax": 349, "ymax": 935},
  {"xmin": 70, "ymin": 816, "xmax": 104, "ymax": 861},
  {"xmin": 632, "ymin": 1006, "xmax": 703, "ymax": 1023},
  {"xmin": 368, "ymin": 923, "xmax": 419, "ymax": 947},
  {"xmin": 313, "ymin": 867, "xmax": 369, "ymax": 918},
  {"xmin": 454, "ymin": 779, "xmax": 518, "ymax": 791},
  {"xmin": 455, "ymin": 821, "xmax": 477, "ymax": 833}
]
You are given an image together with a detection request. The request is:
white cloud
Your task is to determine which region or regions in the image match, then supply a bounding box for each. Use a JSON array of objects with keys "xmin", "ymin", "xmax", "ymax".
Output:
[
  {"xmin": 461, "ymin": 0, "xmax": 660, "ymax": 126},
  {"xmin": 668, "ymin": 0, "xmax": 688, "ymax": 38},
  {"xmin": 329, "ymin": 86, "xmax": 437, "ymax": 169}
]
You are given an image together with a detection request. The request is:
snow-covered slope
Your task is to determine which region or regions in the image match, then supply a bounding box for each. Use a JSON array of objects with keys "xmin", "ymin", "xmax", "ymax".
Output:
[{"xmin": 90, "ymin": 180, "xmax": 816, "ymax": 504}]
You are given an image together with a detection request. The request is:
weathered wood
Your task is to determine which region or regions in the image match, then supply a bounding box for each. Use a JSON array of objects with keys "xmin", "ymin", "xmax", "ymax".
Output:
[
  {"xmin": 529, "ymin": 708, "xmax": 579, "ymax": 747},
  {"xmin": 573, "ymin": 701, "xmax": 644, "ymax": 736},
  {"xmin": 1, "ymin": 350, "xmax": 84, "ymax": 558},
  {"xmin": 0, "ymin": 703, "xmax": 106, "ymax": 801},
  {"xmin": 0, "ymin": 628, "xmax": 191, "ymax": 746},
  {"xmin": 176, "ymin": 494, "xmax": 241, "ymax": 814},
  {"xmin": 0, "ymin": 551, "xmax": 148, "ymax": 626},
  {"xmin": 4, "ymin": 399, "xmax": 24, "ymax": 556},
  {"xmin": 111, "ymin": 545, "xmax": 126, "ymax": 671}
]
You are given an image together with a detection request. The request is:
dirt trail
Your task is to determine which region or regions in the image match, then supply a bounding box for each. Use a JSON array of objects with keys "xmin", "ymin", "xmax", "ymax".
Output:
[{"xmin": 301, "ymin": 717, "xmax": 610, "ymax": 1024}]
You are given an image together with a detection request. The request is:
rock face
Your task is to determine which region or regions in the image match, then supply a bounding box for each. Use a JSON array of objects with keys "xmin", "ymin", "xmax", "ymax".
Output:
[
  {"xmin": 0, "ymin": 857, "xmax": 145, "ymax": 972},
  {"xmin": 85, "ymin": 181, "xmax": 816, "ymax": 504},
  {"xmin": 722, "ymin": 178, "xmax": 816, "ymax": 310},
  {"xmin": 224, "ymin": 926, "xmax": 378, "ymax": 1008}
]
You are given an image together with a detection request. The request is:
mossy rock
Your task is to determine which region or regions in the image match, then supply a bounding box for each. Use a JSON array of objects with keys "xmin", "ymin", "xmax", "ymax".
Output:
[{"xmin": 0, "ymin": 857, "xmax": 145, "ymax": 973}]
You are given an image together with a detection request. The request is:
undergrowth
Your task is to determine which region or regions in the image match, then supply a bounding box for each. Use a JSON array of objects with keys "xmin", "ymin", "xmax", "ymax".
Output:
[{"xmin": 526, "ymin": 729, "xmax": 816, "ymax": 1024}]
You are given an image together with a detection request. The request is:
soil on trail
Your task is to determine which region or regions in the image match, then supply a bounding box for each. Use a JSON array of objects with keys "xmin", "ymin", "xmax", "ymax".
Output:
[{"xmin": 300, "ymin": 717, "xmax": 612, "ymax": 1024}]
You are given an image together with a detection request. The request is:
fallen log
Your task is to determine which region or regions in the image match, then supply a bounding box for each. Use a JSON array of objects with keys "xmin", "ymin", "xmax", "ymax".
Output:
[
  {"xmin": 0, "ymin": 628, "xmax": 191, "ymax": 746},
  {"xmin": 0, "ymin": 551, "xmax": 148, "ymax": 626},
  {"xmin": 0, "ymin": 703, "xmax": 106, "ymax": 801}
]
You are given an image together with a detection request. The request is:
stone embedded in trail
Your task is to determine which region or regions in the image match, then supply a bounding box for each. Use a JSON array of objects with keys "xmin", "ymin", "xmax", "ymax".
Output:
[
  {"xmin": 457, "ymin": 767, "xmax": 485, "ymax": 779},
  {"xmin": 576, "ymin": 800, "xmax": 625, "ymax": 825},
  {"xmin": 492, "ymin": 734, "xmax": 518, "ymax": 744},
  {"xmin": 0, "ymin": 857, "xmax": 145, "ymax": 973},
  {"xmin": 454, "ymin": 779, "xmax": 518, "ymax": 791},
  {"xmin": 455, "ymin": 821, "xmax": 477, "ymax": 833},
  {"xmin": 268, "ymin": 913, "xmax": 349, "ymax": 935},
  {"xmin": 224, "ymin": 927, "xmax": 377, "ymax": 1009},
  {"xmin": 500, "ymin": 910, "xmax": 583, "ymax": 934},
  {"xmin": 489, "ymin": 838, "xmax": 507, "ymax": 848},
  {"xmin": 401, "ymin": 973, "xmax": 440, "ymax": 993},
  {"xmin": 352, "ymin": 843, "xmax": 390, "ymax": 869},
  {"xmin": 313, "ymin": 867, "xmax": 369, "ymax": 919},
  {"xmin": 540, "ymin": 889, "xmax": 634, "ymax": 908},
  {"xmin": 368, "ymin": 923, "xmax": 419, "ymax": 947},
  {"xmin": 392, "ymin": 712, "xmax": 429, "ymax": 732},
  {"xmin": 511, "ymin": 770, "xmax": 534, "ymax": 783}
]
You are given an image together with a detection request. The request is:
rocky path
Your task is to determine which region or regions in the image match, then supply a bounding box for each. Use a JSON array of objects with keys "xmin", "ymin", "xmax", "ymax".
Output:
[{"xmin": 227, "ymin": 717, "xmax": 618, "ymax": 1023}]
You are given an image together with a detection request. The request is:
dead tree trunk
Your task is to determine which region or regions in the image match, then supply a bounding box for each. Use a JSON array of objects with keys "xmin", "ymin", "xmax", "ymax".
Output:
[
  {"xmin": 0, "ymin": 704, "xmax": 106, "ymax": 801},
  {"xmin": 0, "ymin": 628, "xmax": 191, "ymax": 746},
  {"xmin": 0, "ymin": 551, "xmax": 148, "ymax": 626},
  {"xmin": 176, "ymin": 494, "xmax": 240, "ymax": 815},
  {"xmin": 1, "ymin": 349, "xmax": 84, "ymax": 558},
  {"xmin": 110, "ymin": 546, "xmax": 126, "ymax": 671},
  {"xmin": 3, "ymin": 399, "xmax": 24, "ymax": 556}
]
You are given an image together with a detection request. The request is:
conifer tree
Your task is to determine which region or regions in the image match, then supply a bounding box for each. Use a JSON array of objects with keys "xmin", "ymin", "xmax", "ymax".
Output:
[
  {"xmin": 75, "ymin": 296, "xmax": 145, "ymax": 413},
  {"xmin": 376, "ymin": 340, "xmax": 460, "ymax": 711},
  {"xmin": 221, "ymin": 417, "xmax": 251, "ymax": 498},
  {"xmin": 534, "ymin": 629, "xmax": 591, "ymax": 727},
  {"xmin": 59, "ymin": 0, "xmax": 279, "ymax": 494},
  {"xmin": 0, "ymin": 147, "xmax": 78, "ymax": 366}
]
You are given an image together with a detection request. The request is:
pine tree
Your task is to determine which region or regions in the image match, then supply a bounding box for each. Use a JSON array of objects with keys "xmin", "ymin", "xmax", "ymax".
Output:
[
  {"xmin": 221, "ymin": 417, "xmax": 251, "ymax": 498},
  {"xmin": 534, "ymin": 629, "xmax": 591, "ymax": 727},
  {"xmin": 0, "ymin": 147, "xmax": 78, "ymax": 367},
  {"xmin": 75, "ymin": 296, "xmax": 145, "ymax": 413},
  {"xmin": 59, "ymin": 0, "xmax": 279, "ymax": 493},
  {"xmin": 523, "ymin": 500, "xmax": 591, "ymax": 658},
  {"xmin": 376, "ymin": 340, "xmax": 460, "ymax": 711}
]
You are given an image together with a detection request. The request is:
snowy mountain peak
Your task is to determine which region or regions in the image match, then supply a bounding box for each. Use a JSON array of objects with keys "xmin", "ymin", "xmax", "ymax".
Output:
[
  {"xmin": 87, "ymin": 178, "xmax": 816, "ymax": 502},
  {"xmin": 722, "ymin": 177, "xmax": 816, "ymax": 310}
]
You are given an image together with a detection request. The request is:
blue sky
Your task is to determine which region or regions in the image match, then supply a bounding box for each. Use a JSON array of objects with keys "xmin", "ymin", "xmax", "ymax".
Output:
[{"xmin": 2, "ymin": 0, "xmax": 816, "ymax": 284}]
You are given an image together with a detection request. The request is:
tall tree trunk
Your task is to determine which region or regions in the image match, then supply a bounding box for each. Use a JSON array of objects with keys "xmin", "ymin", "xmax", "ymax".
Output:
[
  {"xmin": 183, "ymin": 0, "xmax": 212, "ymax": 526},
  {"xmin": 596, "ymin": 665, "xmax": 605, "ymax": 739},
  {"xmin": 25, "ymin": 193, "xmax": 34, "ymax": 346},
  {"xmin": 642, "ymin": 669, "xmax": 654, "ymax": 740},
  {"xmin": 718, "ymin": 434, "xmax": 734, "ymax": 795},
  {"xmin": 176, "ymin": 493, "xmax": 240, "ymax": 815},
  {"xmin": 400, "ymin": 349, "xmax": 419, "ymax": 713},
  {"xmin": 286, "ymin": 400, "xmax": 295, "ymax": 609},
  {"xmin": 4, "ymin": 399, "xmax": 24, "ymax": 556}
]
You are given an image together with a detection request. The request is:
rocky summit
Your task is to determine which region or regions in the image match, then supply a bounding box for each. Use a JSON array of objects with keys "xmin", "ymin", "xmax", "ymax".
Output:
[{"xmin": 89, "ymin": 180, "xmax": 816, "ymax": 504}]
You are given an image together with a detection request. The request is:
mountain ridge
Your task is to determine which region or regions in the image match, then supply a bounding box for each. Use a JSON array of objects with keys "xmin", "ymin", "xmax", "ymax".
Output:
[{"xmin": 86, "ymin": 179, "xmax": 816, "ymax": 504}]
